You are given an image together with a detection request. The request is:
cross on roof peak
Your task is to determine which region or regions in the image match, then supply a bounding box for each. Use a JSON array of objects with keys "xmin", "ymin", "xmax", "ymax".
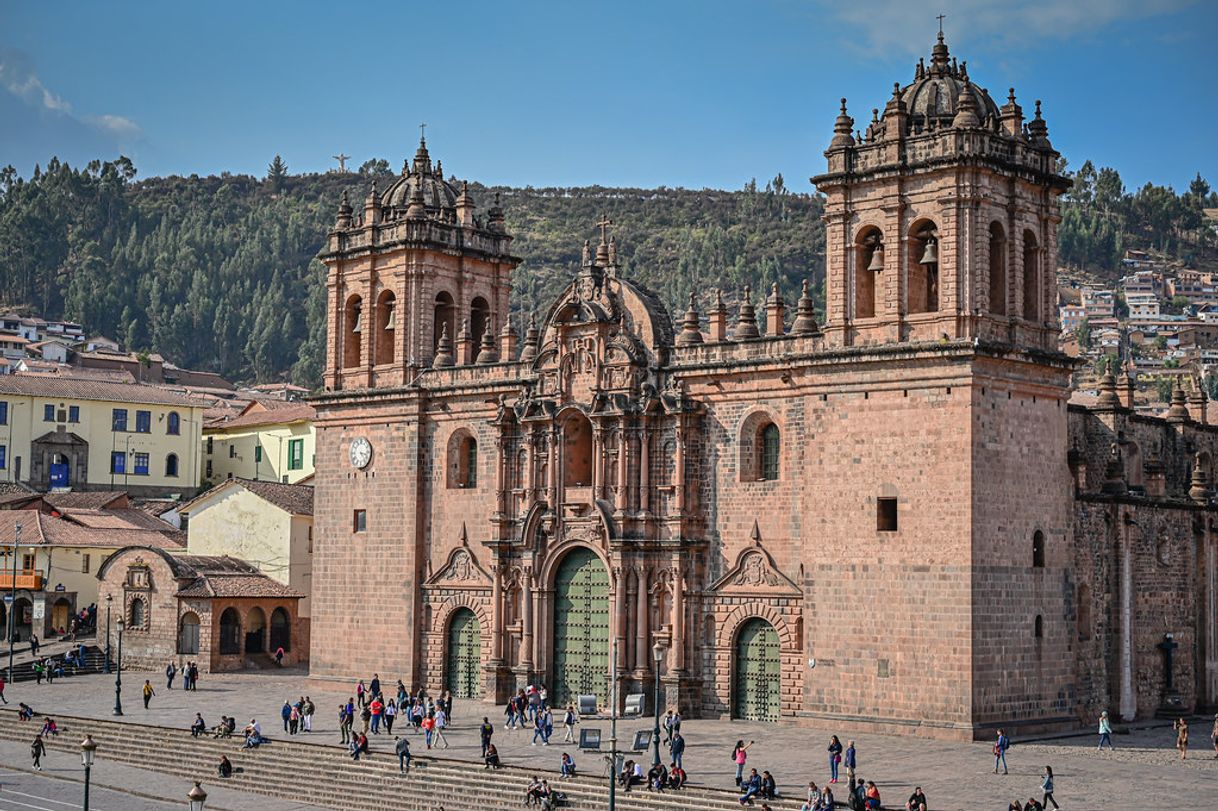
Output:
[
  {"xmin": 937, "ymin": 13, "xmax": 945, "ymax": 34},
  {"xmin": 595, "ymin": 214, "xmax": 614, "ymax": 244}
]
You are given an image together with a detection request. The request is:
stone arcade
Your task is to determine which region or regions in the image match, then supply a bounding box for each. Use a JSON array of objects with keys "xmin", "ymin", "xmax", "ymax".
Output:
[{"xmin": 307, "ymin": 35, "xmax": 1218, "ymax": 739}]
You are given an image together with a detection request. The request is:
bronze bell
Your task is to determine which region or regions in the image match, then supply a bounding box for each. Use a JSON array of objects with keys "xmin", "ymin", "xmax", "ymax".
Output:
[
  {"xmin": 350, "ymin": 306, "xmax": 363, "ymax": 333},
  {"xmin": 384, "ymin": 303, "xmax": 396, "ymax": 330},
  {"xmin": 919, "ymin": 238, "xmax": 939, "ymax": 265},
  {"xmin": 867, "ymin": 247, "xmax": 885, "ymax": 272}
]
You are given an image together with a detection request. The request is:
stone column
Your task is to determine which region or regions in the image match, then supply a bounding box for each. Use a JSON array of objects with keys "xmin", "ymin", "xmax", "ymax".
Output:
[
  {"xmin": 548, "ymin": 428, "xmax": 559, "ymax": 508},
  {"xmin": 614, "ymin": 565, "xmax": 628, "ymax": 684},
  {"xmin": 639, "ymin": 421, "xmax": 651, "ymax": 515},
  {"xmin": 671, "ymin": 560, "xmax": 686, "ymax": 673},
  {"xmin": 592, "ymin": 424, "xmax": 605, "ymax": 499},
  {"xmin": 521, "ymin": 568, "xmax": 535, "ymax": 671},
  {"xmin": 491, "ymin": 563, "xmax": 504, "ymax": 663},
  {"xmin": 615, "ymin": 418, "xmax": 629, "ymax": 513},
  {"xmin": 1205, "ymin": 528, "xmax": 1218, "ymax": 706},
  {"xmin": 635, "ymin": 566, "xmax": 650, "ymax": 676},
  {"xmin": 674, "ymin": 420, "xmax": 686, "ymax": 515},
  {"xmin": 1119, "ymin": 518, "xmax": 1136, "ymax": 721}
]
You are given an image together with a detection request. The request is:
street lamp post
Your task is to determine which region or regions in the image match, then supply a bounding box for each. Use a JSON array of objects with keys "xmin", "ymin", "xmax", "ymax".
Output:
[
  {"xmin": 187, "ymin": 780, "xmax": 208, "ymax": 811},
  {"xmin": 651, "ymin": 642, "xmax": 666, "ymax": 768},
  {"xmin": 81, "ymin": 734, "xmax": 97, "ymax": 811},
  {"xmin": 6, "ymin": 522, "xmax": 21, "ymax": 684},
  {"xmin": 113, "ymin": 617, "xmax": 124, "ymax": 716},
  {"xmin": 103, "ymin": 595, "xmax": 112, "ymax": 674},
  {"xmin": 607, "ymin": 638, "xmax": 618, "ymax": 811}
]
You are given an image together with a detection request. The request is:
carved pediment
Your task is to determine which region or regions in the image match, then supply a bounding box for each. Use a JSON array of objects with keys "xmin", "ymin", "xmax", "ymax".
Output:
[
  {"xmin": 425, "ymin": 541, "xmax": 492, "ymax": 588},
  {"xmin": 709, "ymin": 544, "xmax": 801, "ymax": 596}
]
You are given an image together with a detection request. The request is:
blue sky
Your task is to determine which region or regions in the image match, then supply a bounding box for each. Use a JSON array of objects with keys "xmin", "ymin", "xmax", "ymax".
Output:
[{"xmin": 2, "ymin": 0, "xmax": 1215, "ymax": 192}]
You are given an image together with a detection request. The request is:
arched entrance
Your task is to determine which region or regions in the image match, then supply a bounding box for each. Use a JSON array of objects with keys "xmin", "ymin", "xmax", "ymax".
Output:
[
  {"xmin": 445, "ymin": 607, "xmax": 483, "ymax": 699},
  {"xmin": 244, "ymin": 607, "xmax": 266, "ymax": 653},
  {"xmin": 50, "ymin": 453, "xmax": 70, "ymax": 489},
  {"xmin": 51, "ymin": 597, "xmax": 71, "ymax": 633},
  {"xmin": 552, "ymin": 547, "xmax": 610, "ymax": 705},
  {"xmin": 732, "ymin": 618, "xmax": 781, "ymax": 721},
  {"xmin": 269, "ymin": 607, "xmax": 290, "ymax": 652},
  {"xmin": 218, "ymin": 608, "xmax": 241, "ymax": 655},
  {"xmin": 178, "ymin": 612, "xmax": 200, "ymax": 655},
  {"xmin": 12, "ymin": 597, "xmax": 32, "ymax": 641}
]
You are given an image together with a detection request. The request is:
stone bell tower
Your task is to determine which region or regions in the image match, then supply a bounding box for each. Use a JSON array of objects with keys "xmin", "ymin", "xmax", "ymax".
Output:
[
  {"xmin": 812, "ymin": 31, "xmax": 1070, "ymax": 350},
  {"xmin": 320, "ymin": 135, "xmax": 520, "ymax": 392}
]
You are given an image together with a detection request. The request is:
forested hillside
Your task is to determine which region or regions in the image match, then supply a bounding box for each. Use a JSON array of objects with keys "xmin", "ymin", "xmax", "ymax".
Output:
[{"xmin": 0, "ymin": 156, "xmax": 1212, "ymax": 387}]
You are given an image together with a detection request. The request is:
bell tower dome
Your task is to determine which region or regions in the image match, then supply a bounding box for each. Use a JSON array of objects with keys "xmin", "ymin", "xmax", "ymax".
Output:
[
  {"xmin": 320, "ymin": 135, "xmax": 520, "ymax": 391},
  {"xmin": 811, "ymin": 32, "xmax": 1070, "ymax": 350}
]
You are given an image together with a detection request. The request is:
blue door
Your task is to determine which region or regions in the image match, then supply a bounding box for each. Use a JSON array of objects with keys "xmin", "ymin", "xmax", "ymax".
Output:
[{"xmin": 50, "ymin": 462, "xmax": 69, "ymax": 488}]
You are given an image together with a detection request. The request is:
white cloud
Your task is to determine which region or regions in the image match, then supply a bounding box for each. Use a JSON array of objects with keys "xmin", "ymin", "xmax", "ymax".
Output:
[
  {"xmin": 816, "ymin": 0, "xmax": 1196, "ymax": 54},
  {"xmin": 0, "ymin": 47, "xmax": 140, "ymax": 142},
  {"xmin": 85, "ymin": 114, "xmax": 142, "ymax": 139}
]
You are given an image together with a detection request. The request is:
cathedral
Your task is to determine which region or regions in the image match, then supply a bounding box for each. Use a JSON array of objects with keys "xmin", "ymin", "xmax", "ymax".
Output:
[{"xmin": 307, "ymin": 33, "xmax": 1218, "ymax": 739}]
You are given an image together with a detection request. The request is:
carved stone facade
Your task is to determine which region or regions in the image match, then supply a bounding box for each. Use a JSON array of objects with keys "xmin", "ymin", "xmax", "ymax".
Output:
[{"xmin": 307, "ymin": 36, "xmax": 1218, "ymax": 739}]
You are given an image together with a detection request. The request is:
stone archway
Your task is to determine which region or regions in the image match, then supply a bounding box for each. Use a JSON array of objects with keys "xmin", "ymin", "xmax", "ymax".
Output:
[
  {"xmin": 445, "ymin": 607, "xmax": 483, "ymax": 699},
  {"xmin": 551, "ymin": 546, "xmax": 610, "ymax": 705},
  {"xmin": 244, "ymin": 607, "xmax": 266, "ymax": 654},
  {"xmin": 732, "ymin": 617, "xmax": 781, "ymax": 721}
]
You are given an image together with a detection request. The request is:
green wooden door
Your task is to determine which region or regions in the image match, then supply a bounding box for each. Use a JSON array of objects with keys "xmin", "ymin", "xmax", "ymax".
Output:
[
  {"xmin": 552, "ymin": 548, "xmax": 610, "ymax": 705},
  {"xmin": 733, "ymin": 618, "xmax": 781, "ymax": 721},
  {"xmin": 446, "ymin": 608, "xmax": 483, "ymax": 699}
]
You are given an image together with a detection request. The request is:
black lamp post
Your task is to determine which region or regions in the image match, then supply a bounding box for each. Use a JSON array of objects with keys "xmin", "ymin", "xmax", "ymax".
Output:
[
  {"xmin": 6, "ymin": 522, "xmax": 21, "ymax": 684},
  {"xmin": 187, "ymin": 781, "xmax": 208, "ymax": 811},
  {"xmin": 113, "ymin": 616, "xmax": 124, "ymax": 716},
  {"xmin": 103, "ymin": 595, "xmax": 112, "ymax": 674},
  {"xmin": 651, "ymin": 642, "xmax": 666, "ymax": 768},
  {"xmin": 81, "ymin": 734, "xmax": 97, "ymax": 811}
]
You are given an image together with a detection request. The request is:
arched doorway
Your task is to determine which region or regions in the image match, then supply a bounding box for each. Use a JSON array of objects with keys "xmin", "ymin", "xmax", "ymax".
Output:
[
  {"xmin": 51, "ymin": 597, "xmax": 71, "ymax": 633},
  {"xmin": 12, "ymin": 598, "xmax": 32, "ymax": 641},
  {"xmin": 552, "ymin": 547, "xmax": 610, "ymax": 705},
  {"xmin": 244, "ymin": 607, "xmax": 266, "ymax": 653},
  {"xmin": 218, "ymin": 608, "xmax": 241, "ymax": 655},
  {"xmin": 732, "ymin": 618, "xmax": 781, "ymax": 721},
  {"xmin": 269, "ymin": 607, "xmax": 291, "ymax": 652},
  {"xmin": 445, "ymin": 607, "xmax": 483, "ymax": 699},
  {"xmin": 50, "ymin": 453, "xmax": 70, "ymax": 489},
  {"xmin": 179, "ymin": 612, "xmax": 200, "ymax": 655}
]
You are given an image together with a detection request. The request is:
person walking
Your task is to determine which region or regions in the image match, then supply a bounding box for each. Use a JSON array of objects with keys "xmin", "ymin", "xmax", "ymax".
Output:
[
  {"xmin": 289, "ymin": 703, "xmax": 300, "ymax": 735},
  {"xmin": 434, "ymin": 706, "xmax": 450, "ymax": 748},
  {"xmin": 844, "ymin": 740, "xmax": 857, "ymax": 784},
  {"xmin": 1174, "ymin": 717, "xmax": 1189, "ymax": 760},
  {"xmin": 189, "ymin": 661, "xmax": 199, "ymax": 691},
  {"xmin": 480, "ymin": 716, "xmax": 495, "ymax": 758},
  {"xmin": 670, "ymin": 731, "xmax": 685, "ymax": 770},
  {"xmin": 30, "ymin": 734, "xmax": 46, "ymax": 771},
  {"xmin": 994, "ymin": 729, "xmax": 1010, "ymax": 774},
  {"xmin": 732, "ymin": 740, "xmax": 754, "ymax": 787},
  {"xmin": 395, "ymin": 735, "xmax": 412, "ymax": 773},
  {"xmin": 302, "ymin": 696, "xmax": 315, "ymax": 733},
  {"xmin": 1040, "ymin": 766, "xmax": 1059, "ymax": 810},
  {"xmin": 339, "ymin": 703, "xmax": 352, "ymax": 745},
  {"xmin": 562, "ymin": 705, "xmax": 577, "ymax": 742},
  {"xmin": 281, "ymin": 700, "xmax": 292, "ymax": 732},
  {"xmin": 384, "ymin": 698, "xmax": 397, "ymax": 734},
  {"xmin": 1097, "ymin": 710, "xmax": 1113, "ymax": 750},
  {"xmin": 0, "ymin": 673, "xmax": 7, "ymax": 704},
  {"xmin": 370, "ymin": 695, "xmax": 384, "ymax": 734},
  {"xmin": 422, "ymin": 711, "xmax": 436, "ymax": 749},
  {"xmin": 828, "ymin": 735, "xmax": 843, "ymax": 783},
  {"xmin": 356, "ymin": 679, "xmax": 366, "ymax": 708},
  {"xmin": 142, "ymin": 679, "xmax": 155, "ymax": 709},
  {"xmin": 166, "ymin": 660, "xmax": 177, "ymax": 689}
]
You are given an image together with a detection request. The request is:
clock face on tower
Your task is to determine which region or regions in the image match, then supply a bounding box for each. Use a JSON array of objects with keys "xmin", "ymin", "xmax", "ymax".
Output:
[{"xmin": 348, "ymin": 437, "xmax": 372, "ymax": 469}]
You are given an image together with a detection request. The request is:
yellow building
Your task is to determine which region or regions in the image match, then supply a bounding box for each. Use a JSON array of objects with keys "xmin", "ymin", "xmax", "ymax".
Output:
[
  {"xmin": 180, "ymin": 478, "xmax": 313, "ymax": 620},
  {"xmin": 0, "ymin": 376, "xmax": 205, "ymax": 497},
  {"xmin": 202, "ymin": 402, "xmax": 315, "ymax": 485},
  {"xmin": 0, "ymin": 506, "xmax": 184, "ymax": 640}
]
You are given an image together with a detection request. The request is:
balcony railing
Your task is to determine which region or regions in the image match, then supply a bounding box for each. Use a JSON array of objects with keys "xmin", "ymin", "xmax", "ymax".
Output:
[{"xmin": 0, "ymin": 570, "xmax": 44, "ymax": 590}]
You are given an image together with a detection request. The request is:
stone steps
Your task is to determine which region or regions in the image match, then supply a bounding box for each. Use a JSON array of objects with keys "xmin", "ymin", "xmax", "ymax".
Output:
[
  {"xmin": 4, "ymin": 645, "xmax": 106, "ymax": 682},
  {"xmin": 0, "ymin": 712, "xmax": 810, "ymax": 811}
]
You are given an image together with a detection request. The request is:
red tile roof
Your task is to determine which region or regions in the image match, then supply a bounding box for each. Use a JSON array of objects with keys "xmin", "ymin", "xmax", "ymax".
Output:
[
  {"xmin": 182, "ymin": 478, "xmax": 313, "ymax": 517},
  {"xmin": 0, "ymin": 375, "xmax": 204, "ymax": 407},
  {"xmin": 205, "ymin": 402, "xmax": 315, "ymax": 431}
]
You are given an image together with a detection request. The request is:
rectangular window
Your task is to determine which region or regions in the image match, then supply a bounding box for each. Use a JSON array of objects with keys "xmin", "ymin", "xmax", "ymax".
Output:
[
  {"xmin": 134, "ymin": 452, "xmax": 149, "ymax": 475},
  {"xmin": 21, "ymin": 553, "xmax": 35, "ymax": 572},
  {"xmin": 877, "ymin": 497, "xmax": 898, "ymax": 532},
  {"xmin": 112, "ymin": 408, "xmax": 128, "ymax": 432},
  {"xmin": 0, "ymin": 401, "xmax": 7, "ymax": 425},
  {"xmin": 135, "ymin": 410, "xmax": 151, "ymax": 433},
  {"xmin": 0, "ymin": 445, "xmax": 5, "ymax": 470},
  {"xmin": 206, "ymin": 437, "xmax": 213, "ymax": 455},
  {"xmin": 229, "ymin": 444, "xmax": 236, "ymax": 459},
  {"xmin": 288, "ymin": 438, "xmax": 304, "ymax": 471},
  {"xmin": 68, "ymin": 405, "xmax": 79, "ymax": 423},
  {"xmin": 353, "ymin": 509, "xmax": 367, "ymax": 533},
  {"xmin": 255, "ymin": 446, "xmax": 263, "ymax": 463},
  {"xmin": 205, "ymin": 460, "xmax": 213, "ymax": 478},
  {"xmin": 44, "ymin": 404, "xmax": 55, "ymax": 422},
  {"xmin": 81, "ymin": 554, "xmax": 90, "ymax": 573},
  {"xmin": 111, "ymin": 451, "xmax": 126, "ymax": 474}
]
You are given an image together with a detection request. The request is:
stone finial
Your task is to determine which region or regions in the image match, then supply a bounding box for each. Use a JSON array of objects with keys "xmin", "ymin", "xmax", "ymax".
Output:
[
  {"xmin": 675, "ymin": 292, "xmax": 704, "ymax": 347},
  {"xmin": 790, "ymin": 279, "xmax": 820, "ymax": 336},
  {"xmin": 432, "ymin": 322, "xmax": 455, "ymax": 368},
  {"xmin": 1026, "ymin": 99, "xmax": 1050, "ymax": 146},
  {"xmin": 1096, "ymin": 365, "xmax": 1120, "ymax": 409},
  {"xmin": 1188, "ymin": 380, "xmax": 1208, "ymax": 424},
  {"xmin": 952, "ymin": 79, "xmax": 981, "ymax": 129},
  {"xmin": 829, "ymin": 98, "xmax": 855, "ymax": 149},
  {"xmin": 1166, "ymin": 380, "xmax": 1191, "ymax": 423},
  {"xmin": 765, "ymin": 283, "xmax": 786, "ymax": 337},
  {"xmin": 734, "ymin": 285, "xmax": 760, "ymax": 340},
  {"xmin": 434, "ymin": 159, "xmax": 443, "ymax": 179},
  {"xmin": 1117, "ymin": 370, "xmax": 1136, "ymax": 410},
  {"xmin": 1190, "ymin": 452, "xmax": 1211, "ymax": 503},
  {"xmin": 930, "ymin": 30, "xmax": 950, "ymax": 73},
  {"xmin": 476, "ymin": 317, "xmax": 500, "ymax": 364},
  {"xmin": 335, "ymin": 190, "xmax": 354, "ymax": 229},
  {"xmin": 487, "ymin": 192, "xmax": 505, "ymax": 233},
  {"xmin": 519, "ymin": 314, "xmax": 541, "ymax": 363},
  {"xmin": 455, "ymin": 180, "xmax": 476, "ymax": 227},
  {"xmin": 405, "ymin": 177, "xmax": 427, "ymax": 219},
  {"xmin": 1101, "ymin": 442, "xmax": 1127, "ymax": 495},
  {"xmin": 607, "ymin": 236, "xmax": 618, "ymax": 268},
  {"xmin": 708, "ymin": 288, "xmax": 728, "ymax": 342}
]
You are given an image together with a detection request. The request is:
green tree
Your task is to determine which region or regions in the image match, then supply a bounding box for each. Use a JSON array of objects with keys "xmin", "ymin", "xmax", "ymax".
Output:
[{"xmin": 267, "ymin": 155, "xmax": 288, "ymax": 193}]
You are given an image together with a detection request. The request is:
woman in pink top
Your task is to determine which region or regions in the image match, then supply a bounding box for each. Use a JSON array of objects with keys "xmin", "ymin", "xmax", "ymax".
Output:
[{"xmin": 732, "ymin": 740, "xmax": 754, "ymax": 786}]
